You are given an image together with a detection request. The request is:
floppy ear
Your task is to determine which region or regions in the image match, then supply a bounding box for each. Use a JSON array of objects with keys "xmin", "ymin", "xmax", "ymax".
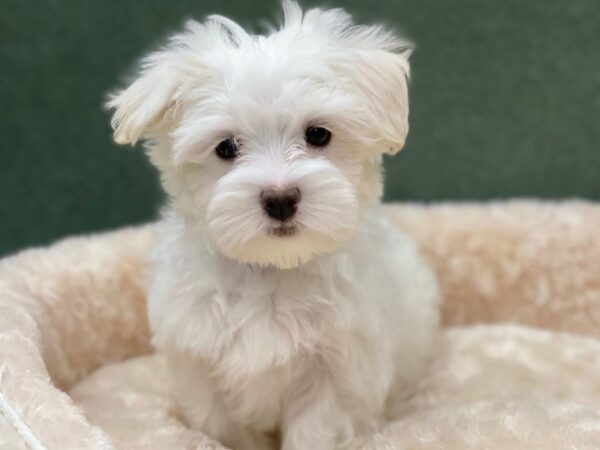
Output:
[
  {"xmin": 332, "ymin": 44, "xmax": 412, "ymax": 154},
  {"xmin": 106, "ymin": 15, "xmax": 248, "ymax": 146},
  {"xmin": 106, "ymin": 54, "xmax": 186, "ymax": 145},
  {"xmin": 345, "ymin": 46, "xmax": 412, "ymax": 155}
]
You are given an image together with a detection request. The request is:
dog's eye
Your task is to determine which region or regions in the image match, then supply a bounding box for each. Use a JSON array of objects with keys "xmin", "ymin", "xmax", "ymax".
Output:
[
  {"xmin": 305, "ymin": 126, "xmax": 332, "ymax": 147},
  {"xmin": 215, "ymin": 138, "xmax": 239, "ymax": 160}
]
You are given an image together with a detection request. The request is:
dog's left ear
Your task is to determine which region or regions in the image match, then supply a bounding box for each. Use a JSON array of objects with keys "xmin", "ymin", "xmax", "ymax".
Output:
[{"xmin": 336, "ymin": 45, "xmax": 413, "ymax": 155}]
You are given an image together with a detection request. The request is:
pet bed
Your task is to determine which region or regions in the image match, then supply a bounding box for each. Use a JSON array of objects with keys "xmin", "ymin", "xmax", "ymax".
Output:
[{"xmin": 1, "ymin": 201, "xmax": 600, "ymax": 450}]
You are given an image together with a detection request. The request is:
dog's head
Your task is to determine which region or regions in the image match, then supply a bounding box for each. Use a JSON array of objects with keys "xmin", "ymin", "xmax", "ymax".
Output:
[{"xmin": 108, "ymin": 1, "xmax": 412, "ymax": 269}]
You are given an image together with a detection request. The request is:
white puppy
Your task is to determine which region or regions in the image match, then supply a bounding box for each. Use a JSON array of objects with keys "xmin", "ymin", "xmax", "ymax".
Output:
[{"xmin": 108, "ymin": 2, "xmax": 439, "ymax": 449}]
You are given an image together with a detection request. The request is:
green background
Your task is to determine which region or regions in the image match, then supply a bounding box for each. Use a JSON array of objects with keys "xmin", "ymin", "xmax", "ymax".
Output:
[{"xmin": 1, "ymin": 0, "xmax": 599, "ymax": 256}]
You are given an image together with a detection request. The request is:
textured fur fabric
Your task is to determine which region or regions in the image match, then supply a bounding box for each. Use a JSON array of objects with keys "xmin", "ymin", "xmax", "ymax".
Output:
[
  {"xmin": 70, "ymin": 324, "xmax": 600, "ymax": 450},
  {"xmin": 389, "ymin": 201, "xmax": 600, "ymax": 337},
  {"xmin": 1, "ymin": 201, "xmax": 600, "ymax": 449}
]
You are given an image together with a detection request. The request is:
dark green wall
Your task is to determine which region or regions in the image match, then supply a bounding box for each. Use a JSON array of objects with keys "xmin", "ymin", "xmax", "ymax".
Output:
[{"xmin": 2, "ymin": 0, "xmax": 599, "ymax": 256}]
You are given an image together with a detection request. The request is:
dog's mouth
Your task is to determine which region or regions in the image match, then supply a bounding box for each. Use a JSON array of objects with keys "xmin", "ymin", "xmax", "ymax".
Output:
[{"xmin": 269, "ymin": 225, "xmax": 298, "ymax": 237}]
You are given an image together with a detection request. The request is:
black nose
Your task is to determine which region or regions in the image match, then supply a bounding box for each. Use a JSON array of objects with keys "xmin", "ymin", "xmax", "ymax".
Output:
[{"xmin": 261, "ymin": 187, "xmax": 301, "ymax": 222}]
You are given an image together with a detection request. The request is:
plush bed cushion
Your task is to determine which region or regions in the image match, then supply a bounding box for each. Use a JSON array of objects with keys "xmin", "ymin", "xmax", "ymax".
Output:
[
  {"xmin": 1, "ymin": 201, "xmax": 600, "ymax": 449},
  {"xmin": 70, "ymin": 324, "xmax": 600, "ymax": 449}
]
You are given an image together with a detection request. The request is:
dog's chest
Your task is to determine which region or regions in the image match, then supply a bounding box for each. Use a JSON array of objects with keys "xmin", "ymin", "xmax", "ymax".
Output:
[
  {"xmin": 206, "ymin": 269, "xmax": 340, "ymax": 428},
  {"xmin": 211, "ymin": 268, "xmax": 337, "ymax": 374}
]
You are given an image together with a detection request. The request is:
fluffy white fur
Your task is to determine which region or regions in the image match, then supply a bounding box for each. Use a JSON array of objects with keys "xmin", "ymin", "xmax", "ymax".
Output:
[{"xmin": 107, "ymin": 3, "xmax": 439, "ymax": 449}]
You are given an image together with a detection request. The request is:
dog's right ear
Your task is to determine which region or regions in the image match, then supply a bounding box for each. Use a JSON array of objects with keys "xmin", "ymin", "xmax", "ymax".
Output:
[
  {"xmin": 106, "ymin": 52, "xmax": 188, "ymax": 146},
  {"xmin": 106, "ymin": 16, "xmax": 248, "ymax": 146}
]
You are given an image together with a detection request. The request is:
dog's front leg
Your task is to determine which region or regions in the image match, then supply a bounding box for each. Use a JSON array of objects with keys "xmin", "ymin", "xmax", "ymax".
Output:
[
  {"xmin": 168, "ymin": 353, "xmax": 275, "ymax": 450},
  {"xmin": 281, "ymin": 370, "xmax": 356, "ymax": 450}
]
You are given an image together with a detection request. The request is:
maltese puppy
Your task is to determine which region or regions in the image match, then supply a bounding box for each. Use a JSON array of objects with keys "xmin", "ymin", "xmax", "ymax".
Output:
[{"xmin": 108, "ymin": 2, "xmax": 439, "ymax": 449}]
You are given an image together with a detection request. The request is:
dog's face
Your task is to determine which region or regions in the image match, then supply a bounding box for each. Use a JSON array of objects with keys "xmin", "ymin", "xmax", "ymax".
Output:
[{"xmin": 108, "ymin": 2, "xmax": 411, "ymax": 269}]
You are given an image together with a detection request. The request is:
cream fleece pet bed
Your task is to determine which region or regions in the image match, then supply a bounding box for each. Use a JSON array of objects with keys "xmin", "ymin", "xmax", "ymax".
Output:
[{"xmin": 1, "ymin": 201, "xmax": 600, "ymax": 450}]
